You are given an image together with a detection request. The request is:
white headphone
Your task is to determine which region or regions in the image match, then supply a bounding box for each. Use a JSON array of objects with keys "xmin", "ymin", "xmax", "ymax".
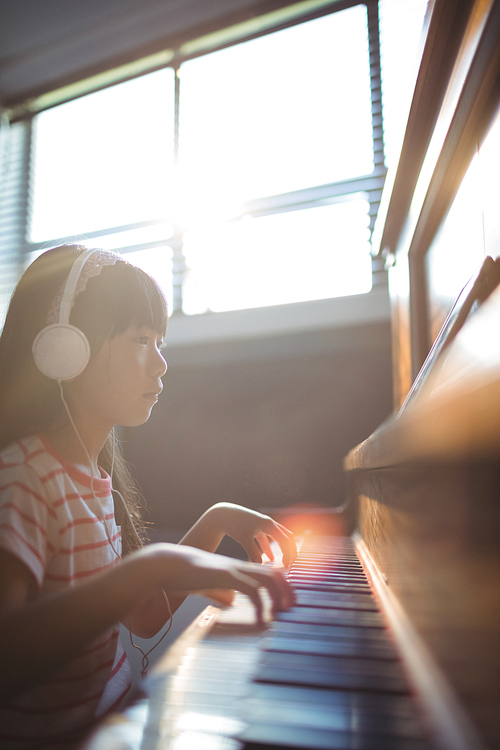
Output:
[{"xmin": 32, "ymin": 248, "xmax": 99, "ymax": 381}]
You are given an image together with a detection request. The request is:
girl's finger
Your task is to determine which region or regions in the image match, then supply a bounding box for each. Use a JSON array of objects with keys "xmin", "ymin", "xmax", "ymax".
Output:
[
  {"xmin": 261, "ymin": 520, "xmax": 297, "ymax": 568},
  {"xmin": 255, "ymin": 533, "xmax": 274, "ymax": 562},
  {"xmin": 198, "ymin": 588, "xmax": 236, "ymax": 606},
  {"xmin": 240, "ymin": 566, "xmax": 295, "ymax": 614},
  {"xmin": 275, "ymin": 522, "xmax": 298, "ymax": 567},
  {"xmin": 243, "ymin": 537, "xmax": 263, "ymax": 564},
  {"xmin": 227, "ymin": 569, "xmax": 264, "ymax": 623}
]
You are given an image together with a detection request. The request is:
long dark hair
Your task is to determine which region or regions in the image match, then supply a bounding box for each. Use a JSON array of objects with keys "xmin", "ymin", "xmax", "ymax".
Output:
[{"xmin": 0, "ymin": 245, "xmax": 168, "ymax": 554}]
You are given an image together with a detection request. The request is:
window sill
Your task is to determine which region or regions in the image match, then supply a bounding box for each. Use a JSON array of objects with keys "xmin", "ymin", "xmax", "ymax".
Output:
[{"xmin": 166, "ymin": 287, "xmax": 390, "ymax": 349}]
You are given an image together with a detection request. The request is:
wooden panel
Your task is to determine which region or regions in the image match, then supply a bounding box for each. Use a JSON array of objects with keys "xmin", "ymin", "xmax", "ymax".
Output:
[
  {"xmin": 346, "ymin": 3, "xmax": 500, "ymax": 747},
  {"xmin": 374, "ymin": 0, "xmax": 500, "ymax": 405}
]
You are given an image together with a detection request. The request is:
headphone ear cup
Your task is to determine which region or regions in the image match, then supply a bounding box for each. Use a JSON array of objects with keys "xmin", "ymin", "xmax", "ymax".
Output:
[{"xmin": 32, "ymin": 324, "xmax": 91, "ymax": 381}]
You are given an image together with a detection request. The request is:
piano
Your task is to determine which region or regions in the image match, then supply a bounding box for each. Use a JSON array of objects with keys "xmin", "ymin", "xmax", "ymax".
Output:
[{"xmin": 84, "ymin": 1, "xmax": 500, "ymax": 748}]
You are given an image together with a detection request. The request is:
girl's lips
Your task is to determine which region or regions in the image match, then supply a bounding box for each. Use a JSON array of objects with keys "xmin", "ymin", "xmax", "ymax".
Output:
[
  {"xmin": 143, "ymin": 386, "xmax": 163, "ymax": 397},
  {"xmin": 143, "ymin": 392, "xmax": 160, "ymax": 401}
]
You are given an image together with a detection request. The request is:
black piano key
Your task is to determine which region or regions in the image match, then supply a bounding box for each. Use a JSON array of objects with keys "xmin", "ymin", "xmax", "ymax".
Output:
[
  {"xmin": 275, "ymin": 606, "xmax": 384, "ymax": 628},
  {"xmin": 294, "ymin": 591, "xmax": 378, "ymax": 611},
  {"xmin": 235, "ymin": 537, "xmax": 436, "ymax": 750},
  {"xmin": 240, "ymin": 722, "xmax": 432, "ymax": 750},
  {"xmin": 295, "ymin": 563, "xmax": 363, "ymax": 569},
  {"xmin": 292, "ymin": 581, "xmax": 373, "ymax": 595},
  {"xmin": 291, "ymin": 576, "xmax": 369, "ymax": 586},
  {"xmin": 292, "ymin": 560, "xmax": 364, "ymax": 570},
  {"xmin": 254, "ymin": 664, "xmax": 409, "ymax": 694},
  {"xmin": 269, "ymin": 620, "xmax": 395, "ymax": 646},
  {"xmin": 291, "ymin": 571, "xmax": 367, "ymax": 581},
  {"xmin": 246, "ymin": 683, "xmax": 420, "ymax": 717},
  {"xmin": 262, "ymin": 635, "xmax": 398, "ymax": 660},
  {"xmin": 294, "ymin": 576, "xmax": 368, "ymax": 586},
  {"xmin": 257, "ymin": 650, "xmax": 407, "ymax": 684}
]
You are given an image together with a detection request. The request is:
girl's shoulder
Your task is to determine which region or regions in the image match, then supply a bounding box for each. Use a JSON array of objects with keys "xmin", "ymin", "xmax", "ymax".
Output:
[
  {"xmin": 0, "ymin": 435, "xmax": 44, "ymax": 467},
  {"xmin": 0, "ymin": 435, "xmax": 57, "ymax": 483}
]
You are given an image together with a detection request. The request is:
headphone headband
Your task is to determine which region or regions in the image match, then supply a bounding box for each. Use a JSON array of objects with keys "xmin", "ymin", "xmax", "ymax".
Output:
[{"xmin": 57, "ymin": 248, "xmax": 99, "ymax": 325}]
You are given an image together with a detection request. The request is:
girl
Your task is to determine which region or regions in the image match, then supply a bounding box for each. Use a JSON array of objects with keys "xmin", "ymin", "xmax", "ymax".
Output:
[{"xmin": 0, "ymin": 245, "xmax": 296, "ymax": 750}]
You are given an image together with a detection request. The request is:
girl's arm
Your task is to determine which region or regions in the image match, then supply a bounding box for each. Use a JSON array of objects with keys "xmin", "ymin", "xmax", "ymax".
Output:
[
  {"xmin": 179, "ymin": 502, "xmax": 297, "ymax": 567},
  {"xmin": 0, "ymin": 542, "xmax": 293, "ymax": 704},
  {"xmin": 127, "ymin": 504, "xmax": 297, "ymax": 638}
]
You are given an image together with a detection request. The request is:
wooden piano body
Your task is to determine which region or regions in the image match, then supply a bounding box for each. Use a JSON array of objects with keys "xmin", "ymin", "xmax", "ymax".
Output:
[
  {"xmin": 85, "ymin": 1, "xmax": 500, "ymax": 748},
  {"xmin": 344, "ymin": 0, "xmax": 500, "ymax": 746}
]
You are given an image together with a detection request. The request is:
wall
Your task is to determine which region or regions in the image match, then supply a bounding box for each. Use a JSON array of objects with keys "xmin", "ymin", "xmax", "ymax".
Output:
[{"xmin": 124, "ymin": 307, "xmax": 393, "ymax": 540}]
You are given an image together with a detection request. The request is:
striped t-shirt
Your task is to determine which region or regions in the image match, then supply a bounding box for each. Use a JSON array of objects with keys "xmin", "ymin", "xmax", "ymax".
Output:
[{"xmin": 0, "ymin": 434, "xmax": 132, "ymax": 749}]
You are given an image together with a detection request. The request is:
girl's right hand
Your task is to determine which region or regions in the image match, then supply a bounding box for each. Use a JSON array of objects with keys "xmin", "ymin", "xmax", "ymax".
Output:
[{"xmin": 148, "ymin": 543, "xmax": 295, "ymax": 623}]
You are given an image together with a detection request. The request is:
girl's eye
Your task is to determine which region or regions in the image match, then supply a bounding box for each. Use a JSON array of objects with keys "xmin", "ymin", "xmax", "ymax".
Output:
[{"xmin": 135, "ymin": 336, "xmax": 149, "ymax": 345}]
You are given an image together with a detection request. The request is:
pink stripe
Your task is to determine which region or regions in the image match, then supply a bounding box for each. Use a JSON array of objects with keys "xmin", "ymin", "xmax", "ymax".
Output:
[
  {"xmin": 0, "ymin": 459, "xmax": 25, "ymax": 469},
  {"xmin": 24, "ymin": 447, "xmax": 45, "ymax": 462},
  {"xmin": 81, "ymin": 630, "xmax": 118, "ymax": 656},
  {"xmin": 1, "ymin": 502, "xmax": 48, "ymax": 536},
  {"xmin": 59, "ymin": 533, "xmax": 120, "ymax": 555},
  {"xmin": 53, "ymin": 490, "xmax": 111, "ymax": 509},
  {"xmin": 108, "ymin": 648, "xmax": 127, "ymax": 680},
  {"xmin": 106, "ymin": 680, "xmax": 132, "ymax": 714},
  {"xmin": 53, "ymin": 492, "xmax": 83, "ymax": 507},
  {"xmin": 18, "ymin": 440, "xmax": 29, "ymax": 457},
  {"xmin": 40, "ymin": 467, "xmax": 67, "ymax": 483},
  {"xmin": 0, "ymin": 523, "xmax": 45, "ymax": 566},
  {"xmin": 58, "ymin": 514, "xmax": 114, "ymax": 535},
  {"xmin": 0, "ymin": 481, "xmax": 57, "ymax": 518},
  {"xmin": 46, "ymin": 658, "xmax": 115, "ymax": 684},
  {"xmin": 45, "ymin": 558, "xmax": 117, "ymax": 582},
  {"xmin": 0, "ymin": 502, "xmax": 56, "ymax": 554},
  {"xmin": 58, "ymin": 516, "xmax": 101, "ymax": 535}
]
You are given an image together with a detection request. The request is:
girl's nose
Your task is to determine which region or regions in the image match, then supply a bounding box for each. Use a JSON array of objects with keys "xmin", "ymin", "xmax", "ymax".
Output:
[
  {"xmin": 150, "ymin": 344, "xmax": 167, "ymax": 377},
  {"xmin": 156, "ymin": 351, "xmax": 167, "ymax": 377}
]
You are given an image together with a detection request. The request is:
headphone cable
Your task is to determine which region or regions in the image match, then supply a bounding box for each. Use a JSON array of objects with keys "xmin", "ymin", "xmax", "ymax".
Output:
[{"xmin": 57, "ymin": 381, "xmax": 173, "ymax": 676}]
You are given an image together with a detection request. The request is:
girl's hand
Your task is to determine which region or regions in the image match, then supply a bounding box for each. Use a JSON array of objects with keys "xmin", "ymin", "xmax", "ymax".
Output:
[
  {"xmin": 149, "ymin": 543, "xmax": 295, "ymax": 623},
  {"xmin": 197, "ymin": 588, "xmax": 236, "ymax": 606},
  {"xmin": 209, "ymin": 503, "xmax": 297, "ymax": 568}
]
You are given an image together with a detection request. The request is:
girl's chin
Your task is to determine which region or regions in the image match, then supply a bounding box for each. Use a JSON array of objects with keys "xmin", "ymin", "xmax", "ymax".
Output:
[{"xmin": 117, "ymin": 407, "xmax": 155, "ymax": 429}]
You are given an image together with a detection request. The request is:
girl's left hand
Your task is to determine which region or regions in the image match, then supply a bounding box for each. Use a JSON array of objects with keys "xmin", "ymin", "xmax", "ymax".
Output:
[{"xmin": 209, "ymin": 503, "xmax": 297, "ymax": 568}]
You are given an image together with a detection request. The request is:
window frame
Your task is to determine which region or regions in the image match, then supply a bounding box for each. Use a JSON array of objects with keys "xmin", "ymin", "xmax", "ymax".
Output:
[{"xmin": 3, "ymin": 0, "xmax": 386, "ymax": 319}]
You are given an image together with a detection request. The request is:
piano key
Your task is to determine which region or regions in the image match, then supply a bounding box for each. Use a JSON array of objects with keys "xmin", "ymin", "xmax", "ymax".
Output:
[
  {"xmin": 289, "ymin": 572, "xmax": 369, "ymax": 584},
  {"xmin": 254, "ymin": 663, "xmax": 409, "ymax": 693},
  {"xmin": 261, "ymin": 635, "xmax": 398, "ymax": 660},
  {"xmin": 246, "ymin": 683, "xmax": 420, "ymax": 718},
  {"xmin": 241, "ymin": 695, "xmax": 428, "ymax": 739},
  {"xmin": 239, "ymin": 721, "xmax": 433, "ymax": 750},
  {"xmin": 292, "ymin": 559, "xmax": 364, "ymax": 570},
  {"xmin": 291, "ymin": 575, "xmax": 370, "ymax": 586},
  {"xmin": 294, "ymin": 560, "xmax": 363, "ymax": 567},
  {"xmin": 118, "ymin": 536, "xmax": 436, "ymax": 750},
  {"xmin": 256, "ymin": 650, "xmax": 408, "ymax": 683},
  {"xmin": 275, "ymin": 606, "xmax": 385, "ymax": 628},
  {"xmin": 291, "ymin": 570, "xmax": 367, "ymax": 580},
  {"xmin": 292, "ymin": 581, "xmax": 373, "ymax": 595},
  {"xmin": 268, "ymin": 620, "xmax": 395, "ymax": 645},
  {"xmin": 294, "ymin": 591, "xmax": 378, "ymax": 610}
]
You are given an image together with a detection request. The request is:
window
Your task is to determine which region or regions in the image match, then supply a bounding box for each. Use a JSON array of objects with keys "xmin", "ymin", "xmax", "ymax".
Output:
[
  {"xmin": 0, "ymin": 0, "xmax": 429, "ymax": 322},
  {"xmin": 30, "ymin": 70, "xmax": 176, "ymax": 240}
]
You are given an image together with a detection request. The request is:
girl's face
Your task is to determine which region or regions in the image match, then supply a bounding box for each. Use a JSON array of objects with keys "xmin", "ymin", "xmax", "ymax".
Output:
[{"xmin": 66, "ymin": 325, "xmax": 167, "ymax": 431}]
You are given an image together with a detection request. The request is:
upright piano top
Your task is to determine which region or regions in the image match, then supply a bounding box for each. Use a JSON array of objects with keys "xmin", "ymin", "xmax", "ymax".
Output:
[{"xmin": 345, "ymin": 278, "xmax": 500, "ymax": 471}]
